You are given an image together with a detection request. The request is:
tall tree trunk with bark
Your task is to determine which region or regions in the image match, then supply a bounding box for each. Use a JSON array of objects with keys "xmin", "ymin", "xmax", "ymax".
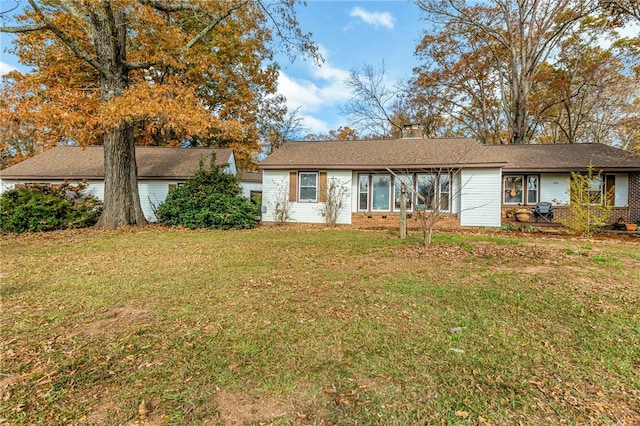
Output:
[{"xmin": 91, "ymin": 5, "xmax": 147, "ymax": 227}]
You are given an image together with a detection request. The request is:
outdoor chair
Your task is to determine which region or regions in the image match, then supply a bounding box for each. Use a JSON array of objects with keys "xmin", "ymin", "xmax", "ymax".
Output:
[{"xmin": 533, "ymin": 202, "xmax": 553, "ymax": 222}]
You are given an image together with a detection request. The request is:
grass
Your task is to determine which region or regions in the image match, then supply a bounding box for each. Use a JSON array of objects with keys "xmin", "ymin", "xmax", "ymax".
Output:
[{"xmin": 1, "ymin": 226, "xmax": 639, "ymax": 425}]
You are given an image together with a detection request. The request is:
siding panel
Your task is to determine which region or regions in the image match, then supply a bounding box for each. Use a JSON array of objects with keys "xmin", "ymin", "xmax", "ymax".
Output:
[
  {"xmin": 540, "ymin": 174, "xmax": 570, "ymax": 205},
  {"xmin": 262, "ymin": 170, "xmax": 352, "ymax": 224},
  {"xmin": 460, "ymin": 168, "xmax": 501, "ymax": 227}
]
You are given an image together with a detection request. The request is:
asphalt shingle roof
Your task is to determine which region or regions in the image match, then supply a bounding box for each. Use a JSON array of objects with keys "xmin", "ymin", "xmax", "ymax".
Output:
[
  {"xmin": 0, "ymin": 146, "xmax": 234, "ymax": 180},
  {"xmin": 260, "ymin": 139, "xmax": 640, "ymax": 172},
  {"xmin": 260, "ymin": 138, "xmax": 505, "ymax": 170},
  {"xmin": 485, "ymin": 143, "xmax": 640, "ymax": 172}
]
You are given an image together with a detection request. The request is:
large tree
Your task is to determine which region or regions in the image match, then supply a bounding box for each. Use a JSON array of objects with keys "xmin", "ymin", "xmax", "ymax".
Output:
[
  {"xmin": 0, "ymin": 0, "xmax": 318, "ymax": 228},
  {"xmin": 530, "ymin": 23, "xmax": 639, "ymax": 146},
  {"xmin": 413, "ymin": 0, "xmax": 597, "ymax": 144}
]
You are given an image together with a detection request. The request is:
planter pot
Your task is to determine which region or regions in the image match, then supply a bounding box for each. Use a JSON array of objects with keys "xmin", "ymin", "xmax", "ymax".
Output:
[
  {"xmin": 625, "ymin": 223, "xmax": 638, "ymax": 231},
  {"xmin": 516, "ymin": 212, "xmax": 531, "ymax": 222}
]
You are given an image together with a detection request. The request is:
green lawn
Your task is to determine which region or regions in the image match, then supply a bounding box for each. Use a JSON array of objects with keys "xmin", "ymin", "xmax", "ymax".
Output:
[{"xmin": 1, "ymin": 226, "xmax": 639, "ymax": 425}]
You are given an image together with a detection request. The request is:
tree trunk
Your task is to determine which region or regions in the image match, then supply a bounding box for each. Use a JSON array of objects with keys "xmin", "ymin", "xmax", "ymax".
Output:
[
  {"xmin": 95, "ymin": 122, "xmax": 148, "ymax": 228},
  {"xmin": 92, "ymin": 4, "xmax": 147, "ymax": 228}
]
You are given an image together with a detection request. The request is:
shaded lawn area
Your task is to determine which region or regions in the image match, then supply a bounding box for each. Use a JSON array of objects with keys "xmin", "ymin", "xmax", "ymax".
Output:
[{"xmin": 1, "ymin": 226, "xmax": 639, "ymax": 425}]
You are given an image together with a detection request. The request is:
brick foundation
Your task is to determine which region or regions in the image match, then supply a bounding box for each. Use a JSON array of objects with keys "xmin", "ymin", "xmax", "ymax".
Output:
[
  {"xmin": 501, "ymin": 205, "xmax": 631, "ymax": 224},
  {"xmin": 351, "ymin": 212, "xmax": 459, "ymax": 230}
]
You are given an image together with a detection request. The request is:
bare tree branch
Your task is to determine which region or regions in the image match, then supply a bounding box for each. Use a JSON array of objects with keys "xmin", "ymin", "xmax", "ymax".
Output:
[{"xmin": 0, "ymin": 23, "xmax": 47, "ymax": 32}]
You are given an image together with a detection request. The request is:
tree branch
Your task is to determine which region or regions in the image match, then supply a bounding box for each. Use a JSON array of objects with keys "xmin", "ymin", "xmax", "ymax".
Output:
[
  {"xmin": 13, "ymin": 0, "xmax": 112, "ymax": 77},
  {"xmin": 0, "ymin": 22, "xmax": 48, "ymax": 32},
  {"xmin": 182, "ymin": 1, "xmax": 249, "ymax": 52}
]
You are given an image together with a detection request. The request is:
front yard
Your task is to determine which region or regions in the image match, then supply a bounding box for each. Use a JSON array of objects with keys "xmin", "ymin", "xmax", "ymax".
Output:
[{"xmin": 1, "ymin": 226, "xmax": 639, "ymax": 425}]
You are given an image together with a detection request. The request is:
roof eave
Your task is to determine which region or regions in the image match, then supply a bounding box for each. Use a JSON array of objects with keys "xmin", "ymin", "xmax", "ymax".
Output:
[
  {"xmin": 260, "ymin": 162, "xmax": 506, "ymax": 170},
  {"xmin": 502, "ymin": 167, "xmax": 640, "ymax": 173}
]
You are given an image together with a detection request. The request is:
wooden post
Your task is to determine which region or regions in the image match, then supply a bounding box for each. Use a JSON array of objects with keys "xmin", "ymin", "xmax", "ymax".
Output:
[{"xmin": 400, "ymin": 184, "xmax": 407, "ymax": 239}]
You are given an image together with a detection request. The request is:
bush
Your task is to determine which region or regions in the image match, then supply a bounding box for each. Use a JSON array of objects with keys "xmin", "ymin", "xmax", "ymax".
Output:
[
  {"xmin": 0, "ymin": 182, "xmax": 102, "ymax": 234},
  {"xmin": 560, "ymin": 163, "xmax": 612, "ymax": 237},
  {"xmin": 155, "ymin": 158, "xmax": 258, "ymax": 230}
]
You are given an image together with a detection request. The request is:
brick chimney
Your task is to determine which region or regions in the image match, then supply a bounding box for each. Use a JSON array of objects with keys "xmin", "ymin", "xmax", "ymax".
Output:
[{"xmin": 401, "ymin": 123, "xmax": 422, "ymax": 139}]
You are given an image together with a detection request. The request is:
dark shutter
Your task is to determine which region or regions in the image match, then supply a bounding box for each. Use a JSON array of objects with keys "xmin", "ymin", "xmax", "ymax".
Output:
[
  {"xmin": 319, "ymin": 172, "xmax": 327, "ymax": 202},
  {"xmin": 289, "ymin": 171, "xmax": 297, "ymax": 202}
]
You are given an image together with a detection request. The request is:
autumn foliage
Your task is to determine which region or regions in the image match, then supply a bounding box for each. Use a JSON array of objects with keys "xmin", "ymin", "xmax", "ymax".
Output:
[
  {"xmin": 1, "ymin": 1, "xmax": 305, "ymax": 166},
  {"xmin": 1, "ymin": 1, "xmax": 316, "ymax": 227}
]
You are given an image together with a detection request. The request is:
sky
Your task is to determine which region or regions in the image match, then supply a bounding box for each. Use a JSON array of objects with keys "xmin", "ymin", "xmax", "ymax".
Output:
[
  {"xmin": 275, "ymin": 0, "xmax": 425, "ymax": 134},
  {"xmin": 0, "ymin": 1, "xmax": 425, "ymax": 136}
]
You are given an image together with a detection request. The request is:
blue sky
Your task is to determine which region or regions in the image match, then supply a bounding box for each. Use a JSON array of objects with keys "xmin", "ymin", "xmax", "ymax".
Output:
[
  {"xmin": 0, "ymin": 1, "xmax": 425, "ymax": 134},
  {"xmin": 277, "ymin": 0, "xmax": 424, "ymax": 134}
]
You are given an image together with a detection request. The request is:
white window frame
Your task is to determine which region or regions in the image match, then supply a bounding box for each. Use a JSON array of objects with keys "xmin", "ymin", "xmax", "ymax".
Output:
[
  {"xmin": 371, "ymin": 174, "xmax": 392, "ymax": 212},
  {"xmin": 415, "ymin": 172, "xmax": 450, "ymax": 212},
  {"xmin": 358, "ymin": 174, "xmax": 369, "ymax": 211},
  {"xmin": 439, "ymin": 174, "xmax": 451, "ymax": 212},
  {"xmin": 393, "ymin": 174, "xmax": 414, "ymax": 212},
  {"xmin": 298, "ymin": 172, "xmax": 318, "ymax": 202},
  {"xmin": 503, "ymin": 175, "xmax": 524, "ymax": 205},
  {"xmin": 526, "ymin": 175, "xmax": 539, "ymax": 205}
]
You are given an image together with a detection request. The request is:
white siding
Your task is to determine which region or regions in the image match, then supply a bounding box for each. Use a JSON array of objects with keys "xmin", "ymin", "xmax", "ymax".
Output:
[
  {"xmin": 0, "ymin": 178, "xmax": 179, "ymax": 222},
  {"xmin": 240, "ymin": 181, "xmax": 262, "ymax": 199},
  {"xmin": 539, "ymin": 173, "xmax": 628, "ymax": 207},
  {"xmin": 0, "ymin": 179, "xmax": 104, "ymax": 200},
  {"xmin": 451, "ymin": 171, "xmax": 462, "ymax": 214},
  {"xmin": 351, "ymin": 172, "xmax": 359, "ymax": 213},
  {"xmin": 0, "ymin": 179, "xmax": 12, "ymax": 194},
  {"xmin": 540, "ymin": 174, "xmax": 570, "ymax": 205},
  {"xmin": 326, "ymin": 171, "xmax": 352, "ymax": 224},
  {"xmin": 223, "ymin": 152, "xmax": 238, "ymax": 176},
  {"xmin": 261, "ymin": 170, "xmax": 290, "ymax": 222},
  {"xmin": 459, "ymin": 168, "xmax": 502, "ymax": 227},
  {"xmin": 261, "ymin": 169, "xmax": 352, "ymax": 224},
  {"xmin": 139, "ymin": 180, "xmax": 183, "ymax": 222}
]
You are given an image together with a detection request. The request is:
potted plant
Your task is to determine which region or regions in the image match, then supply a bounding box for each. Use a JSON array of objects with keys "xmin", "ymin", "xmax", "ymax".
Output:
[{"xmin": 515, "ymin": 208, "xmax": 531, "ymax": 222}]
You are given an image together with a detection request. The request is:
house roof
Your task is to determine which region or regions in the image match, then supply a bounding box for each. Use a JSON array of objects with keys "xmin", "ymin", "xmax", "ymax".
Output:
[
  {"xmin": 259, "ymin": 138, "xmax": 506, "ymax": 170},
  {"xmin": 486, "ymin": 143, "xmax": 640, "ymax": 172},
  {"xmin": 0, "ymin": 146, "xmax": 234, "ymax": 180},
  {"xmin": 237, "ymin": 170, "xmax": 262, "ymax": 183},
  {"xmin": 260, "ymin": 139, "xmax": 640, "ymax": 172}
]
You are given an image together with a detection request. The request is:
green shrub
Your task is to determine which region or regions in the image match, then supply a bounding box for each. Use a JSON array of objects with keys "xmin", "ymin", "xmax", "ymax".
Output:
[
  {"xmin": 155, "ymin": 157, "xmax": 258, "ymax": 230},
  {"xmin": 0, "ymin": 182, "xmax": 102, "ymax": 234}
]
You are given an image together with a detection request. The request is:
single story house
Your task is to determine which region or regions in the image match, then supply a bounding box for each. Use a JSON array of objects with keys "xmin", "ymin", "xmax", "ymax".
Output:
[
  {"xmin": 0, "ymin": 145, "xmax": 258, "ymax": 222},
  {"xmin": 259, "ymin": 138, "xmax": 640, "ymax": 228}
]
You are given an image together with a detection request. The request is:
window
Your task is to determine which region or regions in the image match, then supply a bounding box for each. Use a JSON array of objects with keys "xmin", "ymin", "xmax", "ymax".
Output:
[
  {"xmin": 416, "ymin": 174, "xmax": 436, "ymax": 210},
  {"xmin": 503, "ymin": 176, "xmax": 524, "ymax": 204},
  {"xmin": 415, "ymin": 173, "xmax": 450, "ymax": 212},
  {"xmin": 358, "ymin": 174, "xmax": 369, "ymax": 211},
  {"xmin": 298, "ymin": 172, "xmax": 318, "ymax": 202},
  {"xmin": 572, "ymin": 173, "xmax": 616, "ymax": 206},
  {"xmin": 605, "ymin": 175, "xmax": 615, "ymax": 206},
  {"xmin": 393, "ymin": 174, "xmax": 413, "ymax": 211},
  {"xmin": 526, "ymin": 176, "xmax": 538, "ymax": 204},
  {"xmin": 588, "ymin": 176, "xmax": 603, "ymax": 205},
  {"xmin": 503, "ymin": 175, "xmax": 539, "ymax": 205},
  {"xmin": 439, "ymin": 174, "xmax": 450, "ymax": 212},
  {"xmin": 371, "ymin": 175, "xmax": 391, "ymax": 211},
  {"xmin": 249, "ymin": 190, "xmax": 262, "ymax": 206}
]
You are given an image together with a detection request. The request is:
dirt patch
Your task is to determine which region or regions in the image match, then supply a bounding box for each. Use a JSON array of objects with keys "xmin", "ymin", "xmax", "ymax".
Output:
[
  {"xmin": 84, "ymin": 399, "xmax": 121, "ymax": 426},
  {"xmin": 211, "ymin": 391, "xmax": 287, "ymax": 426},
  {"xmin": 393, "ymin": 241, "xmax": 569, "ymax": 263},
  {"xmin": 72, "ymin": 305, "xmax": 152, "ymax": 337}
]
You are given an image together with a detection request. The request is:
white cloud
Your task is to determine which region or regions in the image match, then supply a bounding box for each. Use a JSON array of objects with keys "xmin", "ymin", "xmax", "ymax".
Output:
[
  {"xmin": 276, "ymin": 49, "xmax": 353, "ymax": 133},
  {"xmin": 0, "ymin": 60, "xmax": 17, "ymax": 76},
  {"xmin": 349, "ymin": 7, "xmax": 394, "ymax": 30}
]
